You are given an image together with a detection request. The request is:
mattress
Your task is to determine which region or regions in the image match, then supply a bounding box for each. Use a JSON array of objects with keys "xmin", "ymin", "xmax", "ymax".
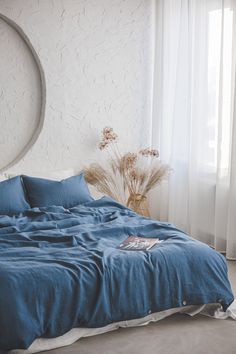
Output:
[{"xmin": 10, "ymin": 300, "xmax": 236, "ymax": 354}]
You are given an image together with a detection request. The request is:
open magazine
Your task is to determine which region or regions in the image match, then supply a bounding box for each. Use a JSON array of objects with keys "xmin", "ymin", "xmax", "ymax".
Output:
[{"xmin": 118, "ymin": 236, "xmax": 163, "ymax": 251}]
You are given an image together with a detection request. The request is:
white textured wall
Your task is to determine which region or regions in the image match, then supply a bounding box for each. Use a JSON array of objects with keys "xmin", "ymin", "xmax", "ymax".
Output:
[{"xmin": 0, "ymin": 0, "xmax": 154, "ymax": 175}]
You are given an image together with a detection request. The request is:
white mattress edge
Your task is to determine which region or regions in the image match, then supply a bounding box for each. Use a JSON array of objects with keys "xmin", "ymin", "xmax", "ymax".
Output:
[{"xmin": 9, "ymin": 300, "xmax": 236, "ymax": 354}]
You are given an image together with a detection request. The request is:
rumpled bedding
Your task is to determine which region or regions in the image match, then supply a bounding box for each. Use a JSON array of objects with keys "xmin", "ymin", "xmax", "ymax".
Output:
[{"xmin": 0, "ymin": 197, "xmax": 233, "ymax": 351}]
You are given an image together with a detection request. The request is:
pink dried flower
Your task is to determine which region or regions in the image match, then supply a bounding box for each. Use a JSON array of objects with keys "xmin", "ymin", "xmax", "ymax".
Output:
[
  {"xmin": 139, "ymin": 148, "xmax": 159, "ymax": 158},
  {"xmin": 102, "ymin": 127, "xmax": 118, "ymax": 142},
  {"xmin": 99, "ymin": 141, "xmax": 109, "ymax": 150},
  {"xmin": 105, "ymin": 132, "xmax": 118, "ymax": 142},
  {"xmin": 121, "ymin": 153, "xmax": 138, "ymax": 169},
  {"xmin": 129, "ymin": 169, "xmax": 137, "ymax": 181},
  {"xmin": 99, "ymin": 127, "xmax": 118, "ymax": 149},
  {"xmin": 103, "ymin": 127, "xmax": 113, "ymax": 135}
]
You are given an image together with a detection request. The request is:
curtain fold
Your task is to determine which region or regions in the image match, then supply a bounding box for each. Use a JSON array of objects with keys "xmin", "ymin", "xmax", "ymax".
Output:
[{"xmin": 152, "ymin": 0, "xmax": 236, "ymax": 259}]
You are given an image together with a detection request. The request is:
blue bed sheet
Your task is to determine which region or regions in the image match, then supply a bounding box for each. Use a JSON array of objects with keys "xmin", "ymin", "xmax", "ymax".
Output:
[{"xmin": 0, "ymin": 197, "xmax": 233, "ymax": 351}]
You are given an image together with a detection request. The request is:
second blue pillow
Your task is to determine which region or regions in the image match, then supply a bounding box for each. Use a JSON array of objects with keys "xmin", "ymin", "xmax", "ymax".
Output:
[{"xmin": 22, "ymin": 174, "xmax": 93, "ymax": 208}]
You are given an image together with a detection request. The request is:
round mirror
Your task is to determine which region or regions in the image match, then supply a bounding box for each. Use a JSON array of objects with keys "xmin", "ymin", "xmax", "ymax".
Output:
[{"xmin": 0, "ymin": 14, "xmax": 45, "ymax": 172}]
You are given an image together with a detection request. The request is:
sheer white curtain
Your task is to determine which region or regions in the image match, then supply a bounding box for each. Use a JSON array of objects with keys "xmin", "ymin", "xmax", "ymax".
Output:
[{"xmin": 151, "ymin": 0, "xmax": 236, "ymax": 259}]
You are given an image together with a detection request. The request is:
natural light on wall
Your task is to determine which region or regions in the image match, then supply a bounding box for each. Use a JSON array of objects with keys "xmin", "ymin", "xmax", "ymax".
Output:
[{"xmin": 208, "ymin": 7, "xmax": 233, "ymax": 175}]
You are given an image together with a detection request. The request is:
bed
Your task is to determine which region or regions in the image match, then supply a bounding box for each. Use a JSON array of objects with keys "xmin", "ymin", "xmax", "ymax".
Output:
[{"xmin": 0, "ymin": 175, "xmax": 234, "ymax": 353}]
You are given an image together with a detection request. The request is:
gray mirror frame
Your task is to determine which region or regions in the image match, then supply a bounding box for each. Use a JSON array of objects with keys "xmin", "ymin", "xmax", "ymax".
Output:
[{"xmin": 0, "ymin": 13, "xmax": 46, "ymax": 173}]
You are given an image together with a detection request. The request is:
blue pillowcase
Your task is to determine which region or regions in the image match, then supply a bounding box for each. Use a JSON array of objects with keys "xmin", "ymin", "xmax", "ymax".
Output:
[
  {"xmin": 0, "ymin": 176, "xmax": 30, "ymax": 215},
  {"xmin": 22, "ymin": 174, "xmax": 93, "ymax": 208}
]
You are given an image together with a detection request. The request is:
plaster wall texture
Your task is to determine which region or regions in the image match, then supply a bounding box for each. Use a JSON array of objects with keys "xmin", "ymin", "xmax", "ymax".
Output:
[{"xmin": 0, "ymin": 0, "xmax": 154, "ymax": 176}]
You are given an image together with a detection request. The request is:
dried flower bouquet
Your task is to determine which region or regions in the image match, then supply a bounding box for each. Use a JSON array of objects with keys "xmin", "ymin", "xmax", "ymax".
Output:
[{"xmin": 84, "ymin": 127, "xmax": 170, "ymax": 214}]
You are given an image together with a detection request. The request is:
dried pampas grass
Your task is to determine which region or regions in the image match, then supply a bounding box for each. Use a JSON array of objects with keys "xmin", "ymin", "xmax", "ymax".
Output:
[{"xmin": 84, "ymin": 127, "xmax": 171, "ymax": 206}]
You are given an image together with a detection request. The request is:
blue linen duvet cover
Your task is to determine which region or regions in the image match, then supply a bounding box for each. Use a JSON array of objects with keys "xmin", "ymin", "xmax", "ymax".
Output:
[{"xmin": 0, "ymin": 197, "xmax": 234, "ymax": 351}]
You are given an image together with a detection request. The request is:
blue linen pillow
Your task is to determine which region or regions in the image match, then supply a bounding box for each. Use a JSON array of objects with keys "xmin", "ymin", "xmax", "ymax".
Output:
[
  {"xmin": 22, "ymin": 173, "xmax": 93, "ymax": 208},
  {"xmin": 0, "ymin": 176, "xmax": 30, "ymax": 215}
]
